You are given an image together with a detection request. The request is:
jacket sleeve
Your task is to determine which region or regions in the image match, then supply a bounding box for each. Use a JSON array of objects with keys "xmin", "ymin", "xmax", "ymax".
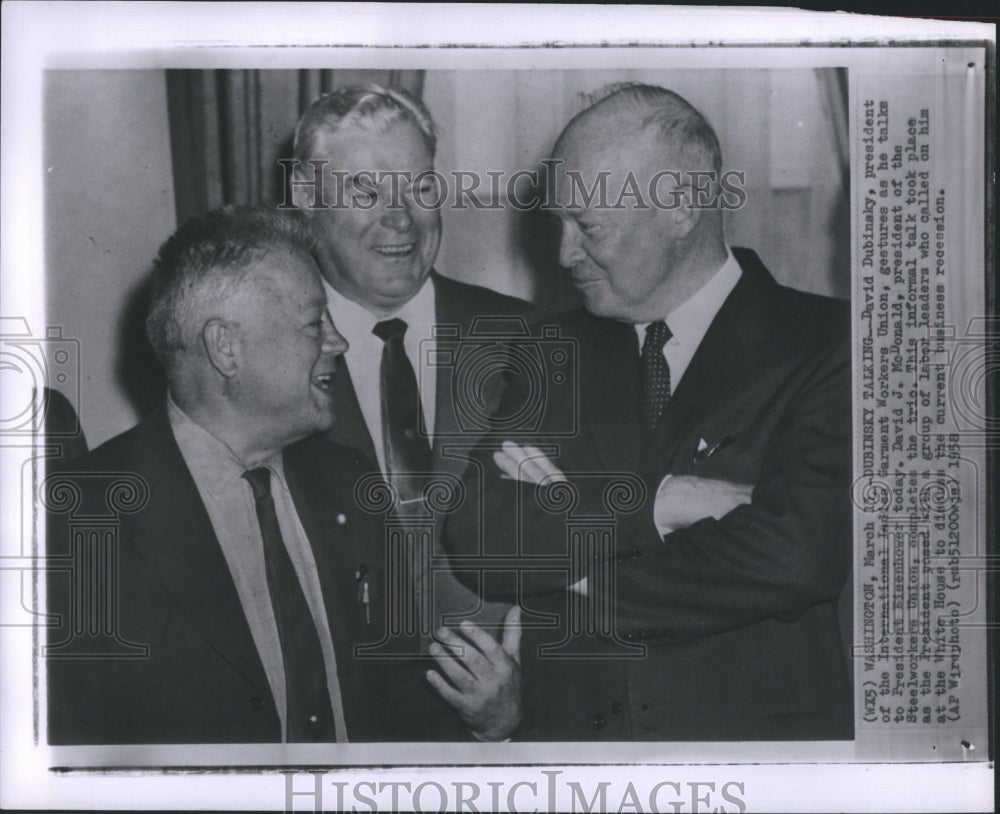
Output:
[{"xmin": 604, "ymin": 334, "xmax": 852, "ymax": 644}]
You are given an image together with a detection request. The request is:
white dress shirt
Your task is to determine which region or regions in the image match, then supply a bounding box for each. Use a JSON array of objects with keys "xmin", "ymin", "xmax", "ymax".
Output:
[
  {"xmin": 167, "ymin": 397, "xmax": 349, "ymax": 743},
  {"xmin": 324, "ymin": 278, "xmax": 437, "ymax": 472},
  {"xmin": 634, "ymin": 248, "xmax": 743, "ymax": 392}
]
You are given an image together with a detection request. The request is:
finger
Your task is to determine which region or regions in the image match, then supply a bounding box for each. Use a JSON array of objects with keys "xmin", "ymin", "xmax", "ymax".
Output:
[
  {"xmin": 456, "ymin": 620, "xmax": 508, "ymax": 669},
  {"xmin": 501, "ymin": 606, "xmax": 522, "ymax": 666},
  {"xmin": 425, "ymin": 669, "xmax": 469, "ymax": 712},
  {"xmin": 501, "ymin": 442, "xmax": 549, "ymax": 485},
  {"xmin": 501, "ymin": 440, "xmax": 531, "ymax": 464},
  {"xmin": 523, "ymin": 446, "xmax": 568, "ymax": 483},
  {"xmin": 498, "ymin": 442, "xmax": 548, "ymax": 485},
  {"xmin": 492, "ymin": 450, "xmax": 521, "ymax": 480},
  {"xmin": 428, "ymin": 640, "xmax": 476, "ymax": 690},
  {"xmin": 437, "ymin": 626, "xmax": 490, "ymax": 677}
]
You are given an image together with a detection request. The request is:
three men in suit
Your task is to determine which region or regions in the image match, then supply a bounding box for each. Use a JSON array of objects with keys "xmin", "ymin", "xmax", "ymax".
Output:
[
  {"xmin": 290, "ymin": 85, "xmax": 537, "ymax": 739},
  {"xmin": 45, "ymin": 206, "xmax": 494, "ymax": 744},
  {"xmin": 444, "ymin": 83, "xmax": 853, "ymax": 740}
]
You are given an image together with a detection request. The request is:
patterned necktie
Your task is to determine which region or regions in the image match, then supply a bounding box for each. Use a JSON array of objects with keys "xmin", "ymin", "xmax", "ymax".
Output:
[
  {"xmin": 372, "ymin": 318, "xmax": 432, "ymax": 507},
  {"xmin": 640, "ymin": 320, "xmax": 673, "ymax": 434},
  {"xmin": 242, "ymin": 467, "xmax": 335, "ymax": 742}
]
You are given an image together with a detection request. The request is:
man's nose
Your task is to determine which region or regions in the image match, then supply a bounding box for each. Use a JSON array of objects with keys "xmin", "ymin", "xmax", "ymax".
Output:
[
  {"xmin": 558, "ymin": 220, "xmax": 586, "ymax": 268},
  {"xmin": 380, "ymin": 199, "xmax": 414, "ymax": 233},
  {"xmin": 322, "ymin": 311, "xmax": 349, "ymax": 354}
]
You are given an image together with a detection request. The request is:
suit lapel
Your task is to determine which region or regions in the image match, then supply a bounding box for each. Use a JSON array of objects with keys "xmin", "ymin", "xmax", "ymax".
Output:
[
  {"xmin": 431, "ymin": 272, "xmax": 512, "ymax": 476},
  {"xmin": 431, "ymin": 275, "xmax": 461, "ymax": 447},
  {"xmin": 282, "ymin": 448, "xmax": 360, "ymax": 634},
  {"xmin": 125, "ymin": 409, "xmax": 272, "ymax": 696},
  {"xmin": 581, "ymin": 314, "xmax": 644, "ymax": 473},
  {"xmin": 324, "ymin": 359, "xmax": 379, "ymax": 468},
  {"xmin": 641, "ymin": 249, "xmax": 777, "ymax": 472}
]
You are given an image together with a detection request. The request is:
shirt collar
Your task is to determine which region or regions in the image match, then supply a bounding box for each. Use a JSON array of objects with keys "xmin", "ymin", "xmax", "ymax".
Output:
[
  {"xmin": 167, "ymin": 395, "xmax": 286, "ymax": 500},
  {"xmin": 658, "ymin": 247, "xmax": 742, "ymax": 346},
  {"xmin": 323, "ymin": 275, "xmax": 436, "ymax": 339}
]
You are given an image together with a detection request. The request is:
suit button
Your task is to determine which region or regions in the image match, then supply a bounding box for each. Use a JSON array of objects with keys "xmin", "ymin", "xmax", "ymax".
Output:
[
  {"xmin": 404, "ymin": 428, "xmax": 417, "ymax": 440},
  {"xmin": 641, "ymin": 702, "xmax": 649, "ymax": 711},
  {"xmin": 611, "ymin": 701, "xmax": 623, "ymax": 714},
  {"xmin": 630, "ymin": 547, "xmax": 641, "ymax": 559},
  {"xmin": 249, "ymin": 694, "xmax": 264, "ymax": 712},
  {"xmin": 593, "ymin": 713, "xmax": 606, "ymax": 730}
]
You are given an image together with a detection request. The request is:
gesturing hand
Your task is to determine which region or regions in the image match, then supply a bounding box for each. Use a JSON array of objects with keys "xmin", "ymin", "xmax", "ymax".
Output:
[
  {"xmin": 492, "ymin": 441, "xmax": 568, "ymax": 485},
  {"xmin": 426, "ymin": 606, "xmax": 523, "ymax": 741}
]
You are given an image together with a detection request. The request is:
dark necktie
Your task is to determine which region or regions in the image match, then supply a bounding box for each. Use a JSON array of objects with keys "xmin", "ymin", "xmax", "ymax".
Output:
[
  {"xmin": 372, "ymin": 318, "xmax": 432, "ymax": 506},
  {"xmin": 242, "ymin": 467, "xmax": 335, "ymax": 742},
  {"xmin": 640, "ymin": 320, "xmax": 673, "ymax": 434}
]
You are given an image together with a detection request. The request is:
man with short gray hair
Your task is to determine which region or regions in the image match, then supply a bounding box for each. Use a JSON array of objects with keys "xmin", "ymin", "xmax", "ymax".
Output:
[{"xmin": 46, "ymin": 206, "xmax": 467, "ymax": 743}]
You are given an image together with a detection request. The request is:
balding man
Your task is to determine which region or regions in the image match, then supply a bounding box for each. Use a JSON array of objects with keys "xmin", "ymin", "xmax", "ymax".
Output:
[
  {"xmin": 45, "ymin": 206, "xmax": 470, "ymax": 744},
  {"xmin": 445, "ymin": 84, "xmax": 853, "ymax": 741}
]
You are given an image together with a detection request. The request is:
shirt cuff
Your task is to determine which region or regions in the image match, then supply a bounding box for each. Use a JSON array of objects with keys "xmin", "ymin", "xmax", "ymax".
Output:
[{"xmin": 654, "ymin": 473, "xmax": 674, "ymax": 538}]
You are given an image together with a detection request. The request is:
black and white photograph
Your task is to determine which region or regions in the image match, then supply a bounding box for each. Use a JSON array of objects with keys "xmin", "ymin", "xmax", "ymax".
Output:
[{"xmin": 0, "ymin": 4, "xmax": 994, "ymax": 812}]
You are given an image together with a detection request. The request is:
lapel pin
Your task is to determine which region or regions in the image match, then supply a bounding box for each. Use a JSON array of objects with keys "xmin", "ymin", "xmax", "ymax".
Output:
[{"xmin": 336, "ymin": 513, "xmax": 347, "ymax": 525}]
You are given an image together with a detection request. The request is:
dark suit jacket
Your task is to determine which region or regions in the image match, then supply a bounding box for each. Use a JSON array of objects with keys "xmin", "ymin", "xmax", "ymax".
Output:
[
  {"xmin": 444, "ymin": 249, "xmax": 854, "ymax": 741},
  {"xmin": 46, "ymin": 406, "xmax": 452, "ymax": 744},
  {"xmin": 322, "ymin": 271, "xmax": 540, "ymax": 635}
]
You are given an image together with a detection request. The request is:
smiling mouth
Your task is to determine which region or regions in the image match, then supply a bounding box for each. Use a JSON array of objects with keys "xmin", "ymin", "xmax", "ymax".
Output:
[
  {"xmin": 312, "ymin": 373, "xmax": 334, "ymax": 392},
  {"xmin": 372, "ymin": 242, "xmax": 417, "ymax": 257}
]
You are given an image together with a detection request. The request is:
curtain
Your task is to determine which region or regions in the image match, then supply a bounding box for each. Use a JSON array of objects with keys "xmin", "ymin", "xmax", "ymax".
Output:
[{"xmin": 165, "ymin": 69, "xmax": 425, "ymax": 225}]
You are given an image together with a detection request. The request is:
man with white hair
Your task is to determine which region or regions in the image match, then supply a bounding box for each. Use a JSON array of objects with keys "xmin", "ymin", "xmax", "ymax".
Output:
[
  {"xmin": 290, "ymin": 85, "xmax": 537, "ymax": 739},
  {"xmin": 446, "ymin": 84, "xmax": 853, "ymax": 741}
]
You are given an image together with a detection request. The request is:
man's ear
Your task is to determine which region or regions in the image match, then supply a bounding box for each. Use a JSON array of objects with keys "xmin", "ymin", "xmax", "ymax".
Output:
[
  {"xmin": 202, "ymin": 318, "xmax": 241, "ymax": 378},
  {"xmin": 290, "ymin": 168, "xmax": 320, "ymax": 212},
  {"xmin": 665, "ymin": 183, "xmax": 703, "ymax": 238}
]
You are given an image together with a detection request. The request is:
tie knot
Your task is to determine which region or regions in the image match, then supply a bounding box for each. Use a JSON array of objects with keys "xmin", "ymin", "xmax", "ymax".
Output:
[
  {"xmin": 242, "ymin": 467, "xmax": 272, "ymax": 500},
  {"xmin": 644, "ymin": 320, "xmax": 672, "ymax": 351},
  {"xmin": 372, "ymin": 318, "xmax": 408, "ymax": 343}
]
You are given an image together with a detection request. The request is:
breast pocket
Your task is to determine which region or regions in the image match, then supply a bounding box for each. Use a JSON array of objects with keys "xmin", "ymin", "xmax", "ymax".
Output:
[{"xmin": 687, "ymin": 434, "xmax": 762, "ymax": 484}]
